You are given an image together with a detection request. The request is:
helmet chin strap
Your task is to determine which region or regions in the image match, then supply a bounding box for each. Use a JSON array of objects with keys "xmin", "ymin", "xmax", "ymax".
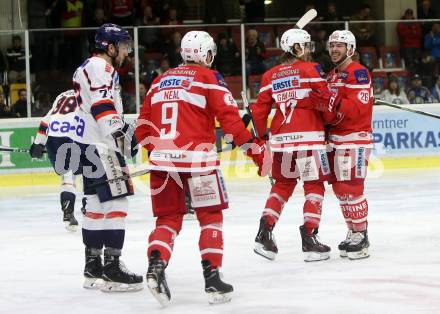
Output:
[{"xmin": 334, "ymin": 48, "xmax": 354, "ymax": 70}]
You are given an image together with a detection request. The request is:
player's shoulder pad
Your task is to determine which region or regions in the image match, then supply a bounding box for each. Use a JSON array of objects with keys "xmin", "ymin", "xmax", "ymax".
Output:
[
  {"xmin": 309, "ymin": 62, "xmax": 326, "ymax": 78},
  {"xmin": 88, "ymin": 57, "xmax": 115, "ymax": 76},
  {"xmin": 212, "ymin": 70, "xmax": 228, "ymax": 88},
  {"xmin": 351, "ymin": 62, "xmax": 370, "ymax": 84}
]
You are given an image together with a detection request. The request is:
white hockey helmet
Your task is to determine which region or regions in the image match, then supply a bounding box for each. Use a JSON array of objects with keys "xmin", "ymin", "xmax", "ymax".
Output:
[
  {"xmin": 180, "ymin": 31, "xmax": 217, "ymax": 67},
  {"xmin": 280, "ymin": 28, "xmax": 312, "ymax": 57},
  {"xmin": 328, "ymin": 30, "xmax": 356, "ymax": 57}
]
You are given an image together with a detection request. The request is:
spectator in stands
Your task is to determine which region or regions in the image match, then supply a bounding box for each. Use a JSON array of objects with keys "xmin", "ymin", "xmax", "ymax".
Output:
[
  {"xmin": 418, "ymin": 0, "xmax": 437, "ymax": 38},
  {"xmin": 407, "ymin": 73, "xmax": 435, "ymax": 104},
  {"xmin": 32, "ymin": 91, "xmax": 51, "ymax": 117},
  {"xmin": 60, "ymin": 0, "xmax": 84, "ymax": 72},
  {"xmin": 144, "ymin": 57, "xmax": 170, "ymax": 90},
  {"xmin": 137, "ymin": 5, "xmax": 160, "ymax": 48},
  {"xmin": 380, "ymin": 75, "xmax": 409, "ymax": 104},
  {"xmin": 240, "ymin": 0, "xmax": 265, "ymax": 23},
  {"xmin": 322, "ymin": 2, "xmax": 343, "ymax": 35},
  {"xmin": 431, "ymin": 75, "xmax": 440, "ymax": 102},
  {"xmin": 397, "ymin": 9, "xmax": 423, "ymax": 74},
  {"xmin": 424, "ymin": 22, "xmax": 440, "ymax": 75},
  {"xmin": 419, "ymin": 51, "xmax": 437, "ymax": 88},
  {"xmin": 0, "ymin": 92, "xmax": 11, "ymax": 118},
  {"xmin": 139, "ymin": 81, "xmax": 147, "ymax": 103},
  {"xmin": 245, "ymin": 28, "xmax": 267, "ymax": 75},
  {"xmin": 109, "ymin": 0, "xmax": 134, "ymax": 26},
  {"xmin": 11, "ymin": 89, "xmax": 28, "ymax": 118},
  {"xmin": 350, "ymin": 4, "xmax": 376, "ymax": 47},
  {"xmin": 215, "ymin": 32, "xmax": 240, "ymax": 76},
  {"xmin": 6, "ymin": 36, "xmax": 27, "ymax": 83},
  {"xmin": 165, "ymin": 31, "xmax": 183, "ymax": 67},
  {"xmin": 160, "ymin": 7, "xmax": 183, "ymax": 38}
]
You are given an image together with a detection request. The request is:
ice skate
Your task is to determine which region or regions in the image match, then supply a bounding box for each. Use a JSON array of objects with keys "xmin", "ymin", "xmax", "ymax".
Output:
[
  {"xmin": 61, "ymin": 192, "xmax": 78, "ymax": 232},
  {"xmin": 101, "ymin": 248, "xmax": 143, "ymax": 292},
  {"xmin": 147, "ymin": 250, "xmax": 171, "ymax": 307},
  {"xmin": 254, "ymin": 218, "xmax": 278, "ymax": 260},
  {"xmin": 83, "ymin": 248, "xmax": 103, "ymax": 289},
  {"xmin": 299, "ymin": 225, "xmax": 331, "ymax": 262},
  {"xmin": 338, "ymin": 230, "xmax": 353, "ymax": 257},
  {"xmin": 346, "ymin": 230, "xmax": 370, "ymax": 260},
  {"xmin": 202, "ymin": 260, "xmax": 233, "ymax": 305}
]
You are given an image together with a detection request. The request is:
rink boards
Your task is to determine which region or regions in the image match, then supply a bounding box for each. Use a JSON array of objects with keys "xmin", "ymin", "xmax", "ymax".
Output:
[{"xmin": 0, "ymin": 104, "xmax": 439, "ymax": 187}]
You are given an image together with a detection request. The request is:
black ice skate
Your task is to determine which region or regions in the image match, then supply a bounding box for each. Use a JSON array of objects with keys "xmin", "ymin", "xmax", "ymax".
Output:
[
  {"xmin": 202, "ymin": 260, "xmax": 233, "ymax": 305},
  {"xmin": 101, "ymin": 248, "xmax": 143, "ymax": 292},
  {"xmin": 147, "ymin": 250, "xmax": 171, "ymax": 307},
  {"xmin": 83, "ymin": 248, "xmax": 103, "ymax": 289},
  {"xmin": 346, "ymin": 230, "xmax": 370, "ymax": 260},
  {"xmin": 338, "ymin": 230, "xmax": 353, "ymax": 258},
  {"xmin": 61, "ymin": 192, "xmax": 78, "ymax": 232},
  {"xmin": 254, "ymin": 218, "xmax": 278, "ymax": 260},
  {"xmin": 299, "ymin": 225, "xmax": 331, "ymax": 262}
]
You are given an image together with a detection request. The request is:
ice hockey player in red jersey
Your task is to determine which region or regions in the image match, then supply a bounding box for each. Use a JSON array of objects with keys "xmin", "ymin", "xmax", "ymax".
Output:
[
  {"xmin": 135, "ymin": 30, "xmax": 269, "ymax": 306},
  {"xmin": 309, "ymin": 30, "xmax": 373, "ymax": 259},
  {"xmin": 251, "ymin": 28, "xmax": 332, "ymax": 262}
]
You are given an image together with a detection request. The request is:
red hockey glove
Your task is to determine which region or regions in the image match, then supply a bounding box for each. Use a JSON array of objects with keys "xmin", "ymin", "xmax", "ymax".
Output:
[
  {"xmin": 242, "ymin": 138, "xmax": 272, "ymax": 177},
  {"xmin": 309, "ymin": 89, "xmax": 341, "ymax": 113}
]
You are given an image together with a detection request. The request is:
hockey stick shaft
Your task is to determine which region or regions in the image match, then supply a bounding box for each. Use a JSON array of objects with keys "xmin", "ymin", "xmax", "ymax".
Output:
[
  {"xmin": 0, "ymin": 146, "xmax": 31, "ymax": 153},
  {"xmin": 241, "ymin": 91, "xmax": 275, "ymax": 186},
  {"xmin": 374, "ymin": 100, "xmax": 440, "ymax": 120},
  {"xmin": 86, "ymin": 168, "xmax": 151, "ymax": 190}
]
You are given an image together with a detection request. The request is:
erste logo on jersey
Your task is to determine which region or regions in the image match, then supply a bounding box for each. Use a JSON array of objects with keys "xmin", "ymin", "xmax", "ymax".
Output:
[
  {"xmin": 354, "ymin": 69, "xmax": 369, "ymax": 83},
  {"xmin": 159, "ymin": 76, "xmax": 194, "ymax": 90},
  {"xmin": 272, "ymin": 76, "xmax": 300, "ymax": 92}
]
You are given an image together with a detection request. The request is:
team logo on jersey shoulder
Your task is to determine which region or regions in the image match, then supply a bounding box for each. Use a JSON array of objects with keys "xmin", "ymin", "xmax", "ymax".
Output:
[
  {"xmin": 340, "ymin": 71, "xmax": 349, "ymax": 80},
  {"xmin": 215, "ymin": 72, "xmax": 228, "ymax": 87},
  {"xmin": 314, "ymin": 65, "xmax": 326, "ymax": 78},
  {"xmin": 159, "ymin": 75, "xmax": 194, "ymax": 90},
  {"xmin": 354, "ymin": 69, "xmax": 369, "ymax": 83},
  {"xmin": 272, "ymin": 75, "xmax": 300, "ymax": 92}
]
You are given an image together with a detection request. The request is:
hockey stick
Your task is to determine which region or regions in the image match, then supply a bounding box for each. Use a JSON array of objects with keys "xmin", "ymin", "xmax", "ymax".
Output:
[
  {"xmin": 216, "ymin": 113, "xmax": 252, "ymax": 153},
  {"xmin": 374, "ymin": 100, "xmax": 440, "ymax": 120},
  {"xmin": 241, "ymin": 91, "xmax": 274, "ymax": 185},
  {"xmin": 85, "ymin": 167, "xmax": 151, "ymax": 190},
  {"xmin": 0, "ymin": 146, "xmax": 33, "ymax": 153},
  {"xmin": 294, "ymin": 8, "xmax": 318, "ymax": 29}
]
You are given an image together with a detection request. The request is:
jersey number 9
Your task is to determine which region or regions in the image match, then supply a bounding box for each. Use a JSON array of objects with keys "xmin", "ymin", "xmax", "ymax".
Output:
[{"xmin": 160, "ymin": 102, "xmax": 178, "ymax": 139}]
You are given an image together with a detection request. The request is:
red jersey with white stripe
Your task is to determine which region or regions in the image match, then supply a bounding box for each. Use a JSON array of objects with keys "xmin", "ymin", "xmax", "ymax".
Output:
[
  {"xmin": 135, "ymin": 64, "xmax": 252, "ymax": 172},
  {"xmin": 252, "ymin": 61, "xmax": 328, "ymax": 152},
  {"xmin": 72, "ymin": 56, "xmax": 124, "ymax": 145},
  {"xmin": 327, "ymin": 61, "xmax": 373, "ymax": 148}
]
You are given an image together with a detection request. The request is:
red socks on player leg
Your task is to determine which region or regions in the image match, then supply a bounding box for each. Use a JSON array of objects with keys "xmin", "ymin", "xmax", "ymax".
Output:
[
  {"xmin": 148, "ymin": 215, "xmax": 183, "ymax": 264},
  {"xmin": 261, "ymin": 181, "xmax": 296, "ymax": 227},
  {"xmin": 197, "ymin": 210, "xmax": 224, "ymax": 268}
]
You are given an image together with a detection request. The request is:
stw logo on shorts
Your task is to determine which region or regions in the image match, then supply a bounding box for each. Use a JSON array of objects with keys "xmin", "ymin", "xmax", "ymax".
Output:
[
  {"xmin": 271, "ymin": 75, "xmax": 300, "ymax": 92},
  {"xmin": 159, "ymin": 76, "xmax": 194, "ymax": 90},
  {"xmin": 194, "ymin": 180, "xmax": 216, "ymax": 201}
]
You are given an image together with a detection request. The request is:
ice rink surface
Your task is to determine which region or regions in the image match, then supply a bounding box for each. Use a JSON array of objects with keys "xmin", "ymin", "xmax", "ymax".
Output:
[{"xmin": 1, "ymin": 168, "xmax": 440, "ymax": 314}]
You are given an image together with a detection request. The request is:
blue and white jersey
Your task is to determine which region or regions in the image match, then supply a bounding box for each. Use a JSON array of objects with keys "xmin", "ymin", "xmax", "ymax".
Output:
[
  {"xmin": 72, "ymin": 56, "xmax": 124, "ymax": 146},
  {"xmin": 34, "ymin": 90, "xmax": 87, "ymax": 145}
]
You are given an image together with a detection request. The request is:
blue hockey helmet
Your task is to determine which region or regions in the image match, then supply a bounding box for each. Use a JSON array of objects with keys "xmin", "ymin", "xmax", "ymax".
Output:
[{"xmin": 95, "ymin": 23, "xmax": 132, "ymax": 53}]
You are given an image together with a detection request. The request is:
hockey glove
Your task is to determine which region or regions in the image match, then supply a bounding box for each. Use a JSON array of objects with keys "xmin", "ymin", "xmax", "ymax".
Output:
[
  {"xmin": 29, "ymin": 143, "xmax": 45, "ymax": 159},
  {"xmin": 309, "ymin": 89, "xmax": 341, "ymax": 113},
  {"xmin": 242, "ymin": 138, "xmax": 272, "ymax": 177},
  {"xmin": 112, "ymin": 123, "xmax": 139, "ymax": 158}
]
